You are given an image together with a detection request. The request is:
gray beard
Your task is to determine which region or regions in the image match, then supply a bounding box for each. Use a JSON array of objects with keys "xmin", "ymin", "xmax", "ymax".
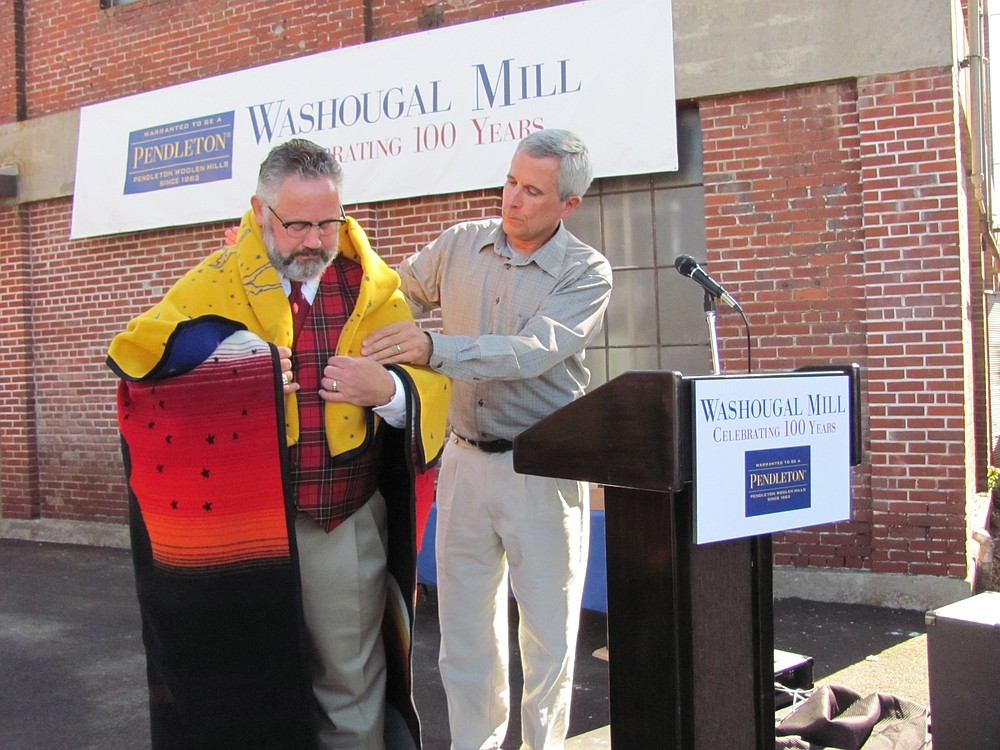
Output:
[{"xmin": 262, "ymin": 221, "xmax": 338, "ymax": 282}]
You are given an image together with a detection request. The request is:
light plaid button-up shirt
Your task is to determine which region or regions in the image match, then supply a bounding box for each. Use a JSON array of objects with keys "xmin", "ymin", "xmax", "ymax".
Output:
[{"xmin": 397, "ymin": 218, "xmax": 612, "ymax": 442}]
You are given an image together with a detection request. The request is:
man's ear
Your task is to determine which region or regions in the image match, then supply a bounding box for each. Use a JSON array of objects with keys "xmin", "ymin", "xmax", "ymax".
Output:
[
  {"xmin": 561, "ymin": 195, "xmax": 582, "ymax": 219},
  {"xmin": 250, "ymin": 195, "xmax": 266, "ymax": 226}
]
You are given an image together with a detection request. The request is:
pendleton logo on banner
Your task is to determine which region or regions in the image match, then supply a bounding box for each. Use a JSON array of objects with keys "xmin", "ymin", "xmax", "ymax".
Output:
[
  {"xmin": 124, "ymin": 113, "xmax": 235, "ymax": 195},
  {"xmin": 71, "ymin": 0, "xmax": 676, "ymax": 239},
  {"xmin": 745, "ymin": 445, "xmax": 812, "ymax": 517}
]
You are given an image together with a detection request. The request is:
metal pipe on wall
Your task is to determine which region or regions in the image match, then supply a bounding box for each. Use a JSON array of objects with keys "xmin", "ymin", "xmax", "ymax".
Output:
[{"xmin": 967, "ymin": 0, "xmax": 994, "ymax": 227}]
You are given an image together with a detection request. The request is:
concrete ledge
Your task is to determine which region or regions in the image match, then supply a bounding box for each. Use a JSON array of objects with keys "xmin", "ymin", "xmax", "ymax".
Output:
[
  {"xmin": 774, "ymin": 565, "xmax": 971, "ymax": 612},
  {"xmin": 0, "ymin": 518, "xmax": 976, "ymax": 611},
  {"xmin": 0, "ymin": 518, "xmax": 130, "ymax": 549}
]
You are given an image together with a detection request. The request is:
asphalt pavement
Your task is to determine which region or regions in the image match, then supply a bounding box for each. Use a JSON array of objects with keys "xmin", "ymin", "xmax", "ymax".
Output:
[{"xmin": 0, "ymin": 538, "xmax": 932, "ymax": 749}]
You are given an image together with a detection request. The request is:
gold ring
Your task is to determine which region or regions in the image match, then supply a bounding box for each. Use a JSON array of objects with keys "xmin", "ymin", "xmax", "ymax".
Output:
[
  {"xmin": 332, "ymin": 380, "xmax": 338, "ymax": 392},
  {"xmin": 396, "ymin": 344, "xmax": 402, "ymax": 353},
  {"xmin": 282, "ymin": 372, "xmax": 292, "ymax": 385}
]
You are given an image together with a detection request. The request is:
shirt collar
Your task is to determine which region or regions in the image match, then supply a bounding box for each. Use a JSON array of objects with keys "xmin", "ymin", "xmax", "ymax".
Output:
[
  {"xmin": 486, "ymin": 222, "xmax": 568, "ymax": 278},
  {"xmin": 279, "ymin": 274, "xmax": 321, "ymax": 302}
]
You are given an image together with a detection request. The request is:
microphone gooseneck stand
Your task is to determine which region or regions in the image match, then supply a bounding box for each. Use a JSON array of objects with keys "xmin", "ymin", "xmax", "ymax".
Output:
[
  {"xmin": 704, "ymin": 291, "xmax": 721, "ymax": 375},
  {"xmin": 700, "ymin": 286, "xmax": 753, "ymax": 373}
]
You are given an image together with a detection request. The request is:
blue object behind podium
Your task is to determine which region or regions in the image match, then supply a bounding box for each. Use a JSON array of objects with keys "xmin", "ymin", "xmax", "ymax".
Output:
[
  {"xmin": 416, "ymin": 503, "xmax": 609, "ymax": 614},
  {"xmin": 582, "ymin": 510, "xmax": 608, "ymax": 612},
  {"xmin": 416, "ymin": 503, "xmax": 439, "ymax": 586}
]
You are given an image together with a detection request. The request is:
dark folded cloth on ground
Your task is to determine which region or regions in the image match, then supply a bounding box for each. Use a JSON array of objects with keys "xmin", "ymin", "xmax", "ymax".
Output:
[{"xmin": 776, "ymin": 683, "xmax": 927, "ymax": 750}]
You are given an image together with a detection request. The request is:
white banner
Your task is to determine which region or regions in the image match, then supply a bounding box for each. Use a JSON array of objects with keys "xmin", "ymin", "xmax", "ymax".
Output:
[
  {"xmin": 691, "ymin": 372, "xmax": 852, "ymax": 545},
  {"xmin": 71, "ymin": 0, "xmax": 676, "ymax": 239}
]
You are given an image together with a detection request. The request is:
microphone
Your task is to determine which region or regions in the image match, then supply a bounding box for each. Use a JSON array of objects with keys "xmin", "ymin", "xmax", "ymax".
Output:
[{"xmin": 674, "ymin": 255, "xmax": 743, "ymax": 313}]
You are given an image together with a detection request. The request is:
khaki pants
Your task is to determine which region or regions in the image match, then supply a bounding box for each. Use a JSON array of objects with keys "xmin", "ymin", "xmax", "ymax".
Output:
[
  {"xmin": 435, "ymin": 437, "xmax": 589, "ymax": 750},
  {"xmin": 296, "ymin": 492, "xmax": 388, "ymax": 750}
]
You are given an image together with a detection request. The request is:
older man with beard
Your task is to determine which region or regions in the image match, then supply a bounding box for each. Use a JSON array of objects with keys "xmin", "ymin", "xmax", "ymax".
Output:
[{"xmin": 108, "ymin": 138, "xmax": 450, "ymax": 750}]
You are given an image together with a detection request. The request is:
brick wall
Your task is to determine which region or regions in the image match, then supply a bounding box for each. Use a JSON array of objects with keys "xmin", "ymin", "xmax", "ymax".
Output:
[
  {"xmin": 0, "ymin": 0, "xmax": 22, "ymax": 122},
  {"xmin": 704, "ymin": 70, "xmax": 973, "ymax": 577},
  {"xmin": 367, "ymin": 0, "xmax": 574, "ymax": 41},
  {"xmin": 0, "ymin": 0, "xmax": 564, "ymax": 526},
  {"xmin": 18, "ymin": 0, "xmax": 576, "ymax": 120},
  {"xmin": 8, "ymin": 186, "xmax": 500, "ymax": 523},
  {"xmin": 0, "ymin": 0, "xmax": 985, "ymax": 581},
  {"xmin": 22, "ymin": 0, "xmax": 366, "ymax": 119},
  {"xmin": 856, "ymin": 69, "xmax": 971, "ymax": 578},
  {"xmin": 8, "ymin": 188, "xmax": 506, "ymax": 526},
  {"xmin": 0, "ymin": 202, "xmax": 38, "ymax": 518},
  {"xmin": 703, "ymin": 81, "xmax": 873, "ymax": 570},
  {"xmin": 28, "ymin": 201, "xmax": 231, "ymax": 523},
  {"xmin": 369, "ymin": 190, "xmax": 503, "ymax": 265}
]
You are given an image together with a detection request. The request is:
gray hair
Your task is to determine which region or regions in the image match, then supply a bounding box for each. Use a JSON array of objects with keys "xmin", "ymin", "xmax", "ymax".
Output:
[
  {"xmin": 514, "ymin": 129, "xmax": 593, "ymax": 200},
  {"xmin": 255, "ymin": 138, "xmax": 343, "ymax": 204}
]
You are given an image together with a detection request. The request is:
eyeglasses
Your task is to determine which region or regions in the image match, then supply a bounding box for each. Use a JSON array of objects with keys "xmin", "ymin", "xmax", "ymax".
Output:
[{"xmin": 267, "ymin": 205, "xmax": 347, "ymax": 237}]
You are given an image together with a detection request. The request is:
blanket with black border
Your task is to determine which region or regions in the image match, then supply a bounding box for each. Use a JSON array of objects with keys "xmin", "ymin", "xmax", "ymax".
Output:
[
  {"xmin": 118, "ymin": 331, "xmax": 434, "ymax": 750},
  {"xmin": 110, "ymin": 213, "xmax": 449, "ymax": 749},
  {"xmin": 118, "ymin": 330, "xmax": 439, "ymax": 749}
]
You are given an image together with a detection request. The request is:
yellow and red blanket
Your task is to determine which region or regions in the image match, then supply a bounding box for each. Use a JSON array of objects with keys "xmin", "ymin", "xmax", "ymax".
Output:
[{"xmin": 109, "ymin": 214, "xmax": 450, "ymax": 749}]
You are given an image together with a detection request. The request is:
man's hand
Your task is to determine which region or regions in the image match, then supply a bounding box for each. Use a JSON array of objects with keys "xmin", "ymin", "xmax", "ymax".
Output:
[
  {"xmin": 319, "ymin": 355, "xmax": 396, "ymax": 406},
  {"xmin": 277, "ymin": 346, "xmax": 300, "ymax": 394},
  {"xmin": 361, "ymin": 321, "xmax": 432, "ymax": 365}
]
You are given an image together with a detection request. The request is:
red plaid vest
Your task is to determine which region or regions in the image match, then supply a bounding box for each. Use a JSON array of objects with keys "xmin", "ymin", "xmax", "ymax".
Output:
[{"xmin": 289, "ymin": 256, "xmax": 380, "ymax": 532}]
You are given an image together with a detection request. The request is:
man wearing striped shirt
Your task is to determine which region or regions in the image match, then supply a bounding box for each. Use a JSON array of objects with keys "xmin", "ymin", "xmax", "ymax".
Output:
[{"xmin": 363, "ymin": 129, "xmax": 613, "ymax": 750}]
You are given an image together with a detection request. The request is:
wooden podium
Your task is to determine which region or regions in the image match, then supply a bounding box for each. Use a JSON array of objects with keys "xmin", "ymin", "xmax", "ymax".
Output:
[{"xmin": 513, "ymin": 371, "xmax": 774, "ymax": 749}]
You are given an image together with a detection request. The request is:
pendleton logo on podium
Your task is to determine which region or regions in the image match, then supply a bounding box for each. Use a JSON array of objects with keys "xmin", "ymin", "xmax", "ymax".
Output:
[
  {"xmin": 745, "ymin": 445, "xmax": 811, "ymax": 517},
  {"xmin": 124, "ymin": 112, "xmax": 235, "ymax": 195}
]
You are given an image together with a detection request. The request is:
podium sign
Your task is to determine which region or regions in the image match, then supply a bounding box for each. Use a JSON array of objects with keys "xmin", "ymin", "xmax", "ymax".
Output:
[{"xmin": 691, "ymin": 372, "xmax": 852, "ymax": 544}]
